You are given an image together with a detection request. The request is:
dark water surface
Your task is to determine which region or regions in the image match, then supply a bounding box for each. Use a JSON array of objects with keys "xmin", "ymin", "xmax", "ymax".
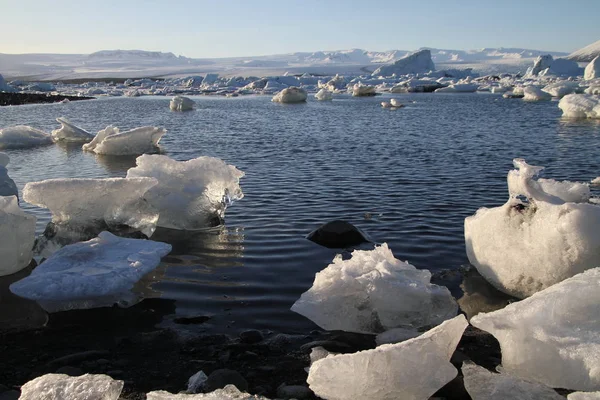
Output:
[{"xmin": 1, "ymin": 94, "xmax": 599, "ymax": 333}]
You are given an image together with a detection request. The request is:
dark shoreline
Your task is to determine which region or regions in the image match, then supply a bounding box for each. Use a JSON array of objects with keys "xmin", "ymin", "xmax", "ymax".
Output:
[{"xmin": 0, "ymin": 93, "xmax": 95, "ymax": 107}]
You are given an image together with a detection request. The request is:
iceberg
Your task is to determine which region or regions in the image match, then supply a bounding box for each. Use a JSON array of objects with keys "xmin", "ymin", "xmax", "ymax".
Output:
[
  {"xmin": 434, "ymin": 83, "xmax": 478, "ymax": 93},
  {"xmin": 0, "ymin": 125, "xmax": 53, "ymax": 149},
  {"xmin": 291, "ymin": 243, "xmax": 457, "ymax": 334},
  {"xmin": 465, "ymin": 159, "xmax": 600, "ymax": 298},
  {"xmin": 51, "ymin": 117, "xmax": 94, "ymax": 143},
  {"xmin": 585, "ymin": 85, "xmax": 600, "ymax": 95},
  {"xmin": 170, "ymin": 95, "xmax": 195, "ymax": 111},
  {"xmin": 390, "ymin": 78, "xmax": 444, "ymax": 93},
  {"xmin": 314, "ymin": 88, "xmax": 333, "ymax": 101},
  {"xmin": 471, "ymin": 268, "xmax": 600, "ymax": 391},
  {"xmin": 542, "ymin": 82, "xmax": 579, "ymax": 98},
  {"xmin": 524, "ymin": 55, "xmax": 580, "ymax": 77},
  {"xmin": 307, "ymin": 315, "xmax": 468, "ymax": 400},
  {"xmin": 10, "ymin": 231, "xmax": 171, "ymax": 311},
  {"xmin": 352, "ymin": 83, "xmax": 376, "ymax": 96},
  {"xmin": 147, "ymin": 384, "xmax": 269, "ymax": 399},
  {"xmin": 23, "ymin": 177, "xmax": 159, "ymax": 237},
  {"xmin": 271, "ymin": 86, "xmax": 307, "ymax": 103},
  {"xmin": 559, "ymin": 94, "xmax": 600, "ymax": 119},
  {"xmin": 584, "ymin": 56, "xmax": 600, "ymax": 80},
  {"xmin": 372, "ymin": 49, "xmax": 435, "ymax": 77},
  {"xmin": 523, "ymin": 86, "xmax": 552, "ymax": 101},
  {"xmin": 0, "ymin": 73, "xmax": 16, "ymax": 92},
  {"xmin": 83, "ymin": 125, "xmax": 165, "ymax": 155},
  {"xmin": 390, "ymin": 99, "xmax": 404, "ymax": 108},
  {"xmin": 0, "ymin": 152, "xmax": 18, "ymax": 198},
  {"xmin": 0, "ymin": 196, "xmax": 36, "ymax": 276},
  {"xmin": 126, "ymin": 154, "xmax": 244, "ymax": 230},
  {"xmin": 18, "ymin": 373, "xmax": 123, "ymax": 400}
]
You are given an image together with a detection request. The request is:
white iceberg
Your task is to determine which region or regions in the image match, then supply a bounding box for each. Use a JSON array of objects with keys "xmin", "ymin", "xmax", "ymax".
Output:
[
  {"xmin": 307, "ymin": 315, "xmax": 468, "ymax": 400},
  {"xmin": 51, "ymin": 117, "xmax": 94, "ymax": 143},
  {"xmin": 372, "ymin": 49, "xmax": 435, "ymax": 77},
  {"xmin": 390, "ymin": 78, "xmax": 444, "ymax": 93},
  {"xmin": 0, "ymin": 152, "xmax": 18, "ymax": 198},
  {"xmin": 147, "ymin": 384, "xmax": 269, "ymax": 399},
  {"xmin": 526, "ymin": 55, "xmax": 554, "ymax": 76},
  {"xmin": 23, "ymin": 177, "xmax": 159, "ymax": 236},
  {"xmin": 435, "ymin": 83, "xmax": 478, "ymax": 93},
  {"xmin": 0, "ymin": 196, "xmax": 36, "ymax": 276},
  {"xmin": 126, "ymin": 154, "xmax": 244, "ymax": 230},
  {"xmin": 10, "ymin": 231, "xmax": 171, "ymax": 311},
  {"xmin": 291, "ymin": 243, "xmax": 457, "ymax": 334},
  {"xmin": 0, "ymin": 125, "xmax": 53, "ymax": 150},
  {"xmin": 465, "ymin": 159, "xmax": 600, "ymax": 298},
  {"xmin": 592, "ymin": 177, "xmax": 600, "ymax": 186},
  {"xmin": 559, "ymin": 94, "xmax": 600, "ymax": 119},
  {"xmin": 523, "ymin": 86, "xmax": 552, "ymax": 101},
  {"xmin": 0, "ymin": 73, "xmax": 16, "ymax": 92},
  {"xmin": 314, "ymin": 88, "xmax": 333, "ymax": 101},
  {"xmin": 83, "ymin": 125, "xmax": 166, "ymax": 155},
  {"xmin": 170, "ymin": 95, "xmax": 195, "ymax": 111},
  {"xmin": 352, "ymin": 83, "xmax": 376, "ymax": 97},
  {"xmin": 542, "ymin": 82, "xmax": 579, "ymax": 98},
  {"xmin": 584, "ymin": 56, "xmax": 600, "ymax": 80},
  {"xmin": 471, "ymin": 268, "xmax": 600, "ymax": 391},
  {"xmin": 390, "ymin": 99, "xmax": 404, "ymax": 107},
  {"xmin": 271, "ymin": 87, "xmax": 307, "ymax": 103},
  {"xmin": 18, "ymin": 373, "xmax": 123, "ymax": 400},
  {"xmin": 381, "ymin": 101, "xmax": 392, "ymax": 108},
  {"xmin": 569, "ymin": 393, "xmax": 600, "ymax": 400}
]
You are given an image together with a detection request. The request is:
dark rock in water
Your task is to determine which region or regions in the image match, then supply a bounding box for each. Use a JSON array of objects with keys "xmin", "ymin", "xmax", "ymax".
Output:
[
  {"xmin": 174, "ymin": 315, "xmax": 211, "ymax": 325},
  {"xmin": 239, "ymin": 329, "xmax": 264, "ymax": 344},
  {"xmin": 277, "ymin": 384, "xmax": 314, "ymax": 399},
  {"xmin": 0, "ymin": 390, "xmax": 19, "ymax": 400},
  {"xmin": 54, "ymin": 366, "xmax": 84, "ymax": 376},
  {"xmin": 306, "ymin": 220, "xmax": 370, "ymax": 248},
  {"xmin": 300, "ymin": 340, "xmax": 352, "ymax": 353},
  {"xmin": 0, "ymin": 92, "xmax": 94, "ymax": 107},
  {"xmin": 204, "ymin": 369, "xmax": 248, "ymax": 392}
]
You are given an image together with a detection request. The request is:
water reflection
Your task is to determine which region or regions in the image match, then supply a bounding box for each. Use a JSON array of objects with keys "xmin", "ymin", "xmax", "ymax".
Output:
[{"xmin": 94, "ymin": 154, "xmax": 139, "ymax": 175}]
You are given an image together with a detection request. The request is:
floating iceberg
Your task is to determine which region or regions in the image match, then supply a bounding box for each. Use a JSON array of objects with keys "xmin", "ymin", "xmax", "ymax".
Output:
[
  {"xmin": 584, "ymin": 56, "xmax": 600, "ymax": 80},
  {"xmin": 352, "ymin": 83, "xmax": 376, "ymax": 97},
  {"xmin": 372, "ymin": 49, "xmax": 435, "ymax": 77},
  {"xmin": 462, "ymin": 361, "xmax": 564, "ymax": 400},
  {"xmin": 526, "ymin": 55, "xmax": 581, "ymax": 77},
  {"xmin": 542, "ymin": 82, "xmax": 579, "ymax": 98},
  {"xmin": 307, "ymin": 315, "xmax": 468, "ymax": 400},
  {"xmin": 523, "ymin": 86, "xmax": 552, "ymax": 101},
  {"xmin": 10, "ymin": 232, "xmax": 171, "ymax": 311},
  {"xmin": 559, "ymin": 94, "xmax": 600, "ymax": 119},
  {"xmin": 0, "ymin": 73, "xmax": 16, "ymax": 92},
  {"xmin": 291, "ymin": 243, "xmax": 457, "ymax": 334},
  {"xmin": 83, "ymin": 125, "xmax": 166, "ymax": 155},
  {"xmin": 51, "ymin": 117, "xmax": 94, "ymax": 143},
  {"xmin": 170, "ymin": 95, "xmax": 195, "ymax": 111},
  {"xmin": 147, "ymin": 384, "xmax": 269, "ymax": 399},
  {"xmin": 271, "ymin": 87, "xmax": 307, "ymax": 103},
  {"xmin": 18, "ymin": 373, "xmax": 123, "ymax": 400},
  {"xmin": 390, "ymin": 99, "xmax": 404, "ymax": 107},
  {"xmin": 314, "ymin": 88, "xmax": 333, "ymax": 101},
  {"xmin": 0, "ymin": 125, "xmax": 53, "ymax": 150},
  {"xmin": 0, "ymin": 152, "xmax": 18, "ymax": 198},
  {"xmin": 0, "ymin": 196, "xmax": 36, "ymax": 276},
  {"xmin": 465, "ymin": 159, "xmax": 600, "ymax": 298},
  {"xmin": 23, "ymin": 177, "xmax": 159, "ymax": 237},
  {"xmin": 471, "ymin": 268, "xmax": 600, "ymax": 391},
  {"xmin": 435, "ymin": 83, "xmax": 478, "ymax": 93},
  {"xmin": 126, "ymin": 154, "xmax": 244, "ymax": 230}
]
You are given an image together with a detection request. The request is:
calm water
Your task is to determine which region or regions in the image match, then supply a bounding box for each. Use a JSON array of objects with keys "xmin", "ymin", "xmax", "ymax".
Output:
[{"xmin": 1, "ymin": 94, "xmax": 599, "ymax": 333}]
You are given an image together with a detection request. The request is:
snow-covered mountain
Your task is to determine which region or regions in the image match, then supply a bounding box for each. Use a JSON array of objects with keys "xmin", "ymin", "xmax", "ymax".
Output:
[{"xmin": 568, "ymin": 39, "xmax": 600, "ymax": 62}]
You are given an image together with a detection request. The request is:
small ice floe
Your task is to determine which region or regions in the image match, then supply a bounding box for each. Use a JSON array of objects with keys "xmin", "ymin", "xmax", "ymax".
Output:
[
  {"xmin": 291, "ymin": 243, "xmax": 457, "ymax": 334},
  {"xmin": 569, "ymin": 392, "xmax": 600, "ymax": 400},
  {"xmin": 307, "ymin": 315, "xmax": 468, "ymax": 400},
  {"xmin": 170, "ymin": 95, "xmax": 195, "ymax": 111},
  {"xmin": 585, "ymin": 85, "xmax": 600, "ymax": 95},
  {"xmin": 381, "ymin": 101, "xmax": 392, "ymax": 108},
  {"xmin": 147, "ymin": 384, "xmax": 270, "ymax": 399},
  {"xmin": 558, "ymin": 94, "xmax": 600, "ymax": 119},
  {"xmin": 271, "ymin": 86, "xmax": 308, "ymax": 103},
  {"xmin": 126, "ymin": 154, "xmax": 245, "ymax": 230},
  {"xmin": 491, "ymin": 86, "xmax": 510, "ymax": 94},
  {"xmin": 390, "ymin": 98, "xmax": 404, "ymax": 108},
  {"xmin": 471, "ymin": 268, "xmax": 600, "ymax": 391},
  {"xmin": 592, "ymin": 177, "xmax": 600, "ymax": 186},
  {"xmin": 0, "ymin": 125, "xmax": 53, "ymax": 150},
  {"xmin": 10, "ymin": 232, "xmax": 172, "ymax": 312},
  {"xmin": 18, "ymin": 373, "xmax": 123, "ymax": 400},
  {"xmin": 314, "ymin": 88, "xmax": 333, "ymax": 101},
  {"xmin": 82, "ymin": 125, "xmax": 166, "ymax": 155},
  {"xmin": 465, "ymin": 159, "xmax": 600, "ymax": 298},
  {"xmin": 51, "ymin": 117, "xmax": 94, "ymax": 143},
  {"xmin": 542, "ymin": 82, "xmax": 579, "ymax": 98},
  {"xmin": 0, "ymin": 196, "xmax": 36, "ymax": 276},
  {"xmin": 503, "ymin": 86, "xmax": 525, "ymax": 98},
  {"xmin": 434, "ymin": 83, "xmax": 478, "ymax": 93},
  {"xmin": 522, "ymin": 86, "xmax": 552, "ymax": 101},
  {"xmin": 462, "ymin": 361, "xmax": 564, "ymax": 400},
  {"xmin": 0, "ymin": 152, "xmax": 18, "ymax": 198},
  {"xmin": 352, "ymin": 83, "xmax": 376, "ymax": 97},
  {"xmin": 584, "ymin": 56, "xmax": 600, "ymax": 80}
]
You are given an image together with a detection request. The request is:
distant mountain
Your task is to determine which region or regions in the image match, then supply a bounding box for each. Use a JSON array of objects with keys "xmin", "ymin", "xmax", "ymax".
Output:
[
  {"xmin": 88, "ymin": 50, "xmax": 182, "ymax": 60},
  {"xmin": 568, "ymin": 39, "xmax": 600, "ymax": 62}
]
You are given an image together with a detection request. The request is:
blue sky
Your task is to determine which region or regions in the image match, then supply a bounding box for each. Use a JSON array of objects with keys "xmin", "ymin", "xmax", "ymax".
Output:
[{"xmin": 1, "ymin": 0, "xmax": 599, "ymax": 57}]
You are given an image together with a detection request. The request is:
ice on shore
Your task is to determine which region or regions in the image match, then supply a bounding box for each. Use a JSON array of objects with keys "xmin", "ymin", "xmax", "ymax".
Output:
[
  {"xmin": 291, "ymin": 243, "xmax": 457, "ymax": 334},
  {"xmin": 23, "ymin": 177, "xmax": 159, "ymax": 236},
  {"xmin": 0, "ymin": 125, "xmax": 53, "ymax": 149},
  {"xmin": 471, "ymin": 268, "xmax": 600, "ymax": 391},
  {"xmin": 271, "ymin": 87, "xmax": 307, "ymax": 103},
  {"xmin": 19, "ymin": 373, "xmax": 123, "ymax": 400},
  {"xmin": 307, "ymin": 315, "xmax": 468, "ymax": 400},
  {"xmin": 10, "ymin": 231, "xmax": 171, "ymax": 311},
  {"xmin": 558, "ymin": 94, "xmax": 600, "ymax": 119},
  {"xmin": 83, "ymin": 125, "xmax": 166, "ymax": 155},
  {"xmin": 315, "ymin": 88, "xmax": 333, "ymax": 101},
  {"xmin": 465, "ymin": 159, "xmax": 600, "ymax": 298},
  {"xmin": 462, "ymin": 361, "xmax": 564, "ymax": 400},
  {"xmin": 0, "ymin": 196, "xmax": 36, "ymax": 276},
  {"xmin": 352, "ymin": 83, "xmax": 376, "ymax": 96},
  {"xmin": 523, "ymin": 86, "xmax": 552, "ymax": 101},
  {"xmin": 51, "ymin": 117, "xmax": 94, "ymax": 142},
  {"xmin": 170, "ymin": 95, "xmax": 195, "ymax": 111},
  {"xmin": 147, "ymin": 385, "xmax": 269, "ymax": 399},
  {"xmin": 126, "ymin": 155, "xmax": 244, "ymax": 230},
  {"xmin": 584, "ymin": 56, "xmax": 600, "ymax": 80},
  {"xmin": 0, "ymin": 152, "xmax": 18, "ymax": 198}
]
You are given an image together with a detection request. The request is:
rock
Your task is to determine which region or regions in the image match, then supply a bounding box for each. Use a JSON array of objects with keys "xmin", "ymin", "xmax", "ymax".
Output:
[
  {"xmin": 239, "ymin": 329, "xmax": 263, "ymax": 344},
  {"xmin": 276, "ymin": 384, "xmax": 313, "ymax": 399},
  {"xmin": 299, "ymin": 340, "xmax": 352, "ymax": 353},
  {"xmin": 46, "ymin": 350, "xmax": 111, "ymax": 368},
  {"xmin": 18, "ymin": 373, "xmax": 123, "ymax": 400},
  {"xmin": 204, "ymin": 369, "xmax": 248, "ymax": 392},
  {"xmin": 0, "ymin": 391, "xmax": 19, "ymax": 400},
  {"xmin": 306, "ymin": 220, "xmax": 369, "ymax": 249},
  {"xmin": 54, "ymin": 366, "xmax": 84, "ymax": 377}
]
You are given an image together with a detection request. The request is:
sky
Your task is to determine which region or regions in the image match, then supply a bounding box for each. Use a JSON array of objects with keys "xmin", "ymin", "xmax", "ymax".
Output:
[{"xmin": 1, "ymin": 0, "xmax": 599, "ymax": 57}]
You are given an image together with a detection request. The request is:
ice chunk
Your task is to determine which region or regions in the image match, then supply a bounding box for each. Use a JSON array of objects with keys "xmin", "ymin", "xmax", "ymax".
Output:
[
  {"xmin": 462, "ymin": 361, "xmax": 564, "ymax": 400},
  {"xmin": 0, "ymin": 152, "xmax": 18, "ymax": 198},
  {"xmin": 375, "ymin": 327, "xmax": 420, "ymax": 345},
  {"xmin": 372, "ymin": 49, "xmax": 435, "ymax": 77},
  {"xmin": 569, "ymin": 393, "xmax": 600, "ymax": 400},
  {"xmin": 307, "ymin": 315, "xmax": 468, "ymax": 400},
  {"xmin": 291, "ymin": 243, "xmax": 457, "ymax": 334},
  {"xmin": 584, "ymin": 56, "xmax": 600, "ymax": 80},
  {"xmin": 542, "ymin": 82, "xmax": 578, "ymax": 98},
  {"xmin": 381, "ymin": 101, "xmax": 392, "ymax": 108},
  {"xmin": 271, "ymin": 86, "xmax": 307, "ymax": 103},
  {"xmin": 585, "ymin": 85, "xmax": 600, "ymax": 95},
  {"xmin": 126, "ymin": 155, "xmax": 244, "ymax": 230},
  {"xmin": 0, "ymin": 73, "xmax": 16, "ymax": 92},
  {"xmin": 537, "ymin": 178, "xmax": 590, "ymax": 203},
  {"xmin": 526, "ymin": 55, "xmax": 554, "ymax": 76},
  {"xmin": 352, "ymin": 83, "xmax": 376, "ymax": 96},
  {"xmin": 465, "ymin": 159, "xmax": 600, "ymax": 298},
  {"xmin": 0, "ymin": 196, "xmax": 36, "ymax": 276},
  {"xmin": 147, "ymin": 384, "xmax": 269, "ymax": 399},
  {"xmin": 170, "ymin": 95, "xmax": 195, "ymax": 111},
  {"xmin": 471, "ymin": 268, "xmax": 600, "ymax": 391},
  {"xmin": 83, "ymin": 125, "xmax": 166, "ymax": 155},
  {"xmin": 0, "ymin": 125, "xmax": 53, "ymax": 149},
  {"xmin": 23, "ymin": 177, "xmax": 159, "ymax": 237},
  {"xmin": 10, "ymin": 232, "xmax": 171, "ymax": 311},
  {"xmin": 434, "ymin": 83, "xmax": 478, "ymax": 93},
  {"xmin": 19, "ymin": 373, "xmax": 123, "ymax": 400},
  {"xmin": 51, "ymin": 117, "xmax": 94, "ymax": 143},
  {"xmin": 559, "ymin": 94, "xmax": 600, "ymax": 119},
  {"xmin": 390, "ymin": 99, "xmax": 404, "ymax": 107},
  {"xmin": 314, "ymin": 88, "xmax": 333, "ymax": 101},
  {"xmin": 523, "ymin": 86, "xmax": 552, "ymax": 101},
  {"xmin": 592, "ymin": 177, "xmax": 600, "ymax": 186}
]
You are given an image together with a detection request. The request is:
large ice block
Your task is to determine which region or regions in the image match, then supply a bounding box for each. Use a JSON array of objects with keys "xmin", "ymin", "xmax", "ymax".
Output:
[
  {"xmin": 170, "ymin": 95, "xmax": 195, "ymax": 111},
  {"xmin": 0, "ymin": 152, "xmax": 18, "ymax": 198},
  {"xmin": 83, "ymin": 125, "xmax": 166, "ymax": 155},
  {"xmin": 147, "ymin": 385, "xmax": 269, "ymax": 399},
  {"xmin": 19, "ymin": 373, "xmax": 123, "ymax": 400},
  {"xmin": 51, "ymin": 117, "xmax": 94, "ymax": 142},
  {"xmin": 272, "ymin": 87, "xmax": 307, "ymax": 103},
  {"xmin": 0, "ymin": 125, "xmax": 53, "ymax": 149},
  {"xmin": 0, "ymin": 196, "xmax": 36, "ymax": 276}
]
